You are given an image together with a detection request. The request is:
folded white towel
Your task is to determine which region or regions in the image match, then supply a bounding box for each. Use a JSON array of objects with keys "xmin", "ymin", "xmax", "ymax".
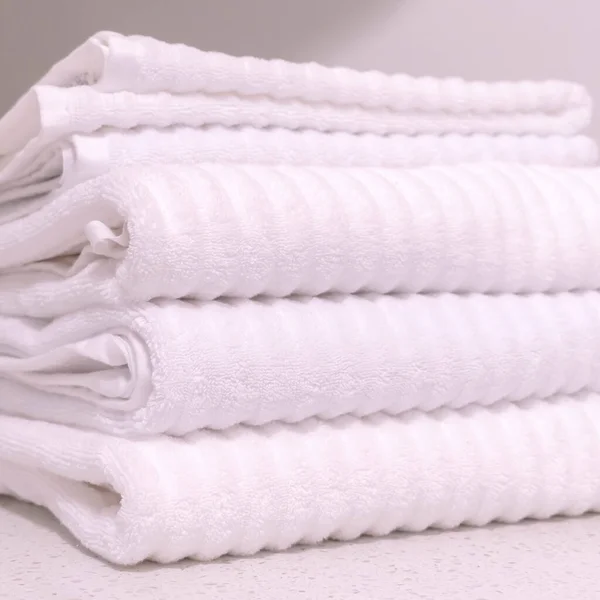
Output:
[
  {"xmin": 1, "ymin": 292, "xmax": 599, "ymax": 435},
  {"xmin": 6, "ymin": 30, "xmax": 589, "ymax": 138},
  {"xmin": 1, "ymin": 393, "xmax": 599, "ymax": 564},
  {"xmin": 3, "ymin": 127, "xmax": 595, "ymax": 213},
  {"xmin": 2, "ymin": 163, "xmax": 600, "ymax": 317},
  {"xmin": 0, "ymin": 33, "xmax": 590, "ymax": 185}
]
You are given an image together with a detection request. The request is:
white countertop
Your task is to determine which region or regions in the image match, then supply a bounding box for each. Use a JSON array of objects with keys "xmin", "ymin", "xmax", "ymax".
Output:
[{"xmin": 2, "ymin": 497, "xmax": 600, "ymax": 599}]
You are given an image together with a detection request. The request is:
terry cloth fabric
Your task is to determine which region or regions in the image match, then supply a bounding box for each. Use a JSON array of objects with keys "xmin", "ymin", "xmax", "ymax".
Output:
[
  {"xmin": 2, "ymin": 163, "xmax": 600, "ymax": 317},
  {"xmin": 2, "ymin": 127, "xmax": 595, "ymax": 213},
  {"xmin": 0, "ymin": 292, "xmax": 600, "ymax": 435},
  {"xmin": 2, "ymin": 30, "xmax": 589, "ymax": 139},
  {"xmin": 1, "ymin": 394, "xmax": 600, "ymax": 564}
]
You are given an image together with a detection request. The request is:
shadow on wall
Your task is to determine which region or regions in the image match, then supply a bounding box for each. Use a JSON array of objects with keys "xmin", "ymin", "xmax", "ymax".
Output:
[{"xmin": 0, "ymin": 0, "xmax": 399, "ymax": 113}]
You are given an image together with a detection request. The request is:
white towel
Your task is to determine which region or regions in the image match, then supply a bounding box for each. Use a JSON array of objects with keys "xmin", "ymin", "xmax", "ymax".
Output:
[
  {"xmin": 2, "ymin": 162, "xmax": 600, "ymax": 317},
  {"xmin": 1, "ymin": 292, "xmax": 600, "ymax": 435},
  {"xmin": 1, "ymin": 393, "xmax": 600, "ymax": 565},
  {"xmin": 0, "ymin": 33, "xmax": 590, "ymax": 187},
  {"xmin": 2, "ymin": 127, "xmax": 595, "ymax": 213},
  {"xmin": 5, "ymin": 30, "xmax": 589, "ymax": 139}
]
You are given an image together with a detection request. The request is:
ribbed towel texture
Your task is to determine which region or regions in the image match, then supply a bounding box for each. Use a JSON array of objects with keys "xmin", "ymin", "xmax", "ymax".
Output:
[
  {"xmin": 3, "ymin": 129, "xmax": 595, "ymax": 213},
  {"xmin": 1, "ymin": 292, "xmax": 600, "ymax": 435},
  {"xmin": 2, "ymin": 394, "xmax": 600, "ymax": 565},
  {"xmin": 1, "ymin": 31, "xmax": 593, "ymax": 224},
  {"xmin": 3, "ymin": 163, "xmax": 600, "ymax": 317},
  {"xmin": 13, "ymin": 30, "xmax": 591, "ymax": 136},
  {"xmin": 1, "ymin": 30, "xmax": 599, "ymax": 567}
]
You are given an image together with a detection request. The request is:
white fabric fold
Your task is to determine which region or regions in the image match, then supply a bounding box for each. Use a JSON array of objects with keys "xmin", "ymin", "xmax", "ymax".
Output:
[
  {"xmin": 0, "ymin": 31, "xmax": 591, "ymax": 195},
  {"xmin": 1, "ymin": 393, "xmax": 600, "ymax": 564},
  {"xmin": 18, "ymin": 30, "xmax": 593, "ymax": 135},
  {"xmin": 2, "ymin": 127, "xmax": 595, "ymax": 215},
  {"xmin": 3, "ymin": 28, "xmax": 598, "ymax": 569},
  {"xmin": 36, "ymin": 31, "xmax": 589, "ymax": 110},
  {"xmin": 1, "ymin": 292, "xmax": 600, "ymax": 435},
  {"xmin": 2, "ymin": 163, "xmax": 600, "ymax": 317}
]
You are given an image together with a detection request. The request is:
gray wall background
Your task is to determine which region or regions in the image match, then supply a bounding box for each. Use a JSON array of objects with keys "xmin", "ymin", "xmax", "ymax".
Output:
[{"xmin": 0, "ymin": 0, "xmax": 596, "ymax": 138}]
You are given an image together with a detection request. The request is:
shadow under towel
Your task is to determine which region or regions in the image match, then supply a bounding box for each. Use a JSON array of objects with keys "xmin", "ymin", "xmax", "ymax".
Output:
[{"xmin": 1, "ymin": 394, "xmax": 600, "ymax": 565}]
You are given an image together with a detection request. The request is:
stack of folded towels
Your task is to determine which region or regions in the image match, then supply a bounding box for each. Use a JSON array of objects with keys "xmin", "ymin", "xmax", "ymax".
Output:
[{"xmin": 1, "ymin": 31, "xmax": 600, "ymax": 566}]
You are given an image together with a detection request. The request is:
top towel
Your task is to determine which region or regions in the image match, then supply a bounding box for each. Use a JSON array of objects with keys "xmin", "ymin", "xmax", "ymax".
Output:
[
  {"xmin": 44, "ymin": 31, "xmax": 592, "ymax": 132},
  {"xmin": 0, "ymin": 30, "xmax": 591, "ymax": 155}
]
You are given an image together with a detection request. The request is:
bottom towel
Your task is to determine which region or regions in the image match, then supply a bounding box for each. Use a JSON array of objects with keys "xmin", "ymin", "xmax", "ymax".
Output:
[{"xmin": 1, "ymin": 393, "xmax": 600, "ymax": 565}]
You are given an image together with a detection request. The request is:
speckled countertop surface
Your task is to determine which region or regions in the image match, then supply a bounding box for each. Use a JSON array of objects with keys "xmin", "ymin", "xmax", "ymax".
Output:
[{"xmin": 2, "ymin": 497, "xmax": 600, "ymax": 599}]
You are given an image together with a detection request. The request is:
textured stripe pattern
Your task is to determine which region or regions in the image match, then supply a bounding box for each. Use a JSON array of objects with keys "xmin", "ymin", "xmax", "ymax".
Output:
[
  {"xmin": 2, "ymin": 292, "xmax": 600, "ymax": 434},
  {"xmin": 38, "ymin": 31, "xmax": 591, "ymax": 134},
  {"xmin": 1, "ymin": 394, "xmax": 600, "ymax": 564},
  {"xmin": 0, "ymin": 32, "xmax": 591, "ymax": 176},
  {"xmin": 79, "ymin": 129, "xmax": 597, "ymax": 170},
  {"xmin": 3, "ymin": 163, "xmax": 600, "ymax": 316},
  {"xmin": 30, "ymin": 84, "xmax": 592, "ymax": 140},
  {"xmin": 4, "ymin": 130, "xmax": 594, "ymax": 213}
]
